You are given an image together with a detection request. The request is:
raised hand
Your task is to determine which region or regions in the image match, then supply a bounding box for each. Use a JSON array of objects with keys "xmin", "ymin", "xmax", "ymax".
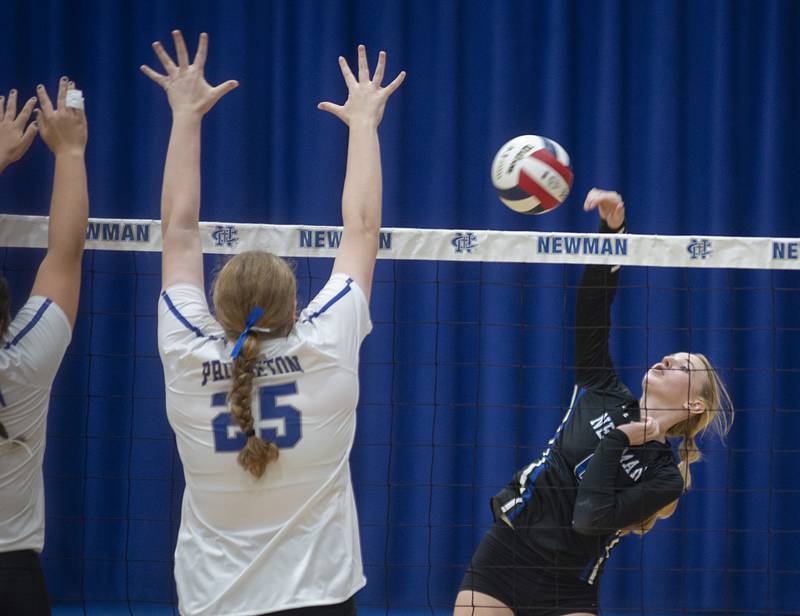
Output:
[
  {"xmin": 35, "ymin": 77, "xmax": 88, "ymax": 156},
  {"xmin": 318, "ymin": 45, "xmax": 405, "ymax": 128},
  {"xmin": 0, "ymin": 89, "xmax": 38, "ymax": 172},
  {"xmin": 583, "ymin": 187, "xmax": 625, "ymax": 231},
  {"xmin": 140, "ymin": 30, "xmax": 239, "ymax": 117}
]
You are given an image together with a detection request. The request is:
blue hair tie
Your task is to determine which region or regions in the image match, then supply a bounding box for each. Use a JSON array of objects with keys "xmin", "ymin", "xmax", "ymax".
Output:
[{"xmin": 230, "ymin": 306, "xmax": 265, "ymax": 359}]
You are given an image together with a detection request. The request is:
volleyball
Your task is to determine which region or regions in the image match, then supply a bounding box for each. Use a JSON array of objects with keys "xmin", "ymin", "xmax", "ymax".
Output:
[{"xmin": 491, "ymin": 135, "xmax": 574, "ymax": 214}]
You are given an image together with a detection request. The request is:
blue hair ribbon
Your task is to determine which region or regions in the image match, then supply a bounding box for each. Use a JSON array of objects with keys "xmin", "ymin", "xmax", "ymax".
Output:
[{"xmin": 230, "ymin": 306, "xmax": 265, "ymax": 359}]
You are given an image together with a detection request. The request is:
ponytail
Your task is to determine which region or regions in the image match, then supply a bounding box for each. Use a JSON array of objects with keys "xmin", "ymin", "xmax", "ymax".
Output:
[
  {"xmin": 212, "ymin": 250, "xmax": 298, "ymax": 478},
  {"xmin": 228, "ymin": 334, "xmax": 279, "ymax": 478}
]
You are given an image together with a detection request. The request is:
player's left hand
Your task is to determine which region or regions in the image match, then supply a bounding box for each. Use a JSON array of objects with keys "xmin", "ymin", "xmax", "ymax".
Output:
[
  {"xmin": 583, "ymin": 188, "xmax": 625, "ymax": 231},
  {"xmin": 0, "ymin": 89, "xmax": 38, "ymax": 172},
  {"xmin": 318, "ymin": 45, "xmax": 405, "ymax": 128},
  {"xmin": 141, "ymin": 30, "xmax": 239, "ymax": 118}
]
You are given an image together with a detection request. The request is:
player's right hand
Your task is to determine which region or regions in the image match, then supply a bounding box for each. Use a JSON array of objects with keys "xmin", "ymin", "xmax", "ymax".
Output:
[
  {"xmin": 583, "ymin": 188, "xmax": 625, "ymax": 231},
  {"xmin": 317, "ymin": 45, "xmax": 405, "ymax": 129},
  {"xmin": 0, "ymin": 89, "xmax": 38, "ymax": 172},
  {"xmin": 35, "ymin": 78, "xmax": 88, "ymax": 156},
  {"xmin": 617, "ymin": 416, "xmax": 660, "ymax": 446}
]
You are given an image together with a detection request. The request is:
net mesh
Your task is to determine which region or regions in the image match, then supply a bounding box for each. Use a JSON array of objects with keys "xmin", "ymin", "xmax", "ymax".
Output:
[{"xmin": 1, "ymin": 218, "xmax": 798, "ymax": 615}]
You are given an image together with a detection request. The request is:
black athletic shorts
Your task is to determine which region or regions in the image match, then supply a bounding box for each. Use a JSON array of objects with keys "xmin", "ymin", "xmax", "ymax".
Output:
[
  {"xmin": 0, "ymin": 549, "xmax": 51, "ymax": 616},
  {"xmin": 459, "ymin": 522, "xmax": 597, "ymax": 616},
  {"xmin": 261, "ymin": 595, "xmax": 356, "ymax": 616}
]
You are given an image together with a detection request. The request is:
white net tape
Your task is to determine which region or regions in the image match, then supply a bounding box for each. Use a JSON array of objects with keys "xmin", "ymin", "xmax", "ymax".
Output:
[{"xmin": 2, "ymin": 214, "xmax": 798, "ymax": 269}]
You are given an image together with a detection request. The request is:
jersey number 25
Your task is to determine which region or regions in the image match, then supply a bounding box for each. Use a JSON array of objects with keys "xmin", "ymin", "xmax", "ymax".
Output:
[{"xmin": 211, "ymin": 382, "xmax": 302, "ymax": 452}]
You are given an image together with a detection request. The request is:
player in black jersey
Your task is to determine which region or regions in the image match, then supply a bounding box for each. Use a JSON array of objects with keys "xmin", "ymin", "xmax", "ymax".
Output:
[{"xmin": 455, "ymin": 189, "xmax": 733, "ymax": 616}]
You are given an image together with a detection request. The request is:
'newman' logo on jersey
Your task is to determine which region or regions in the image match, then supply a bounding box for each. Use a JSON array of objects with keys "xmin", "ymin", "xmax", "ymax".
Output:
[
  {"xmin": 574, "ymin": 448, "xmax": 645, "ymax": 483},
  {"xmin": 619, "ymin": 449, "xmax": 645, "ymax": 482},
  {"xmin": 589, "ymin": 413, "xmax": 616, "ymax": 439},
  {"xmin": 202, "ymin": 355, "xmax": 304, "ymax": 386}
]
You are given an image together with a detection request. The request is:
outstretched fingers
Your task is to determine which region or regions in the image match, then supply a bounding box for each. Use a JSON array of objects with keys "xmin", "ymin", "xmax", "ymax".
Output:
[
  {"xmin": 57, "ymin": 76, "xmax": 68, "ymax": 110},
  {"xmin": 338, "ymin": 55, "xmax": 357, "ymax": 88},
  {"xmin": 210, "ymin": 80, "xmax": 240, "ymax": 105},
  {"xmin": 382, "ymin": 70, "xmax": 406, "ymax": 98},
  {"xmin": 317, "ymin": 101, "xmax": 347, "ymax": 124},
  {"xmin": 139, "ymin": 64, "xmax": 166, "ymax": 85},
  {"xmin": 357, "ymin": 44, "xmax": 369, "ymax": 82},
  {"xmin": 152, "ymin": 40, "xmax": 177, "ymax": 74},
  {"xmin": 36, "ymin": 84, "xmax": 54, "ymax": 115},
  {"xmin": 172, "ymin": 30, "xmax": 190, "ymax": 68},
  {"xmin": 15, "ymin": 96, "xmax": 37, "ymax": 127},
  {"xmin": 194, "ymin": 32, "xmax": 209, "ymax": 69},
  {"xmin": 371, "ymin": 51, "xmax": 386, "ymax": 86},
  {"xmin": 17, "ymin": 120, "xmax": 38, "ymax": 154},
  {"xmin": 4, "ymin": 89, "xmax": 17, "ymax": 121}
]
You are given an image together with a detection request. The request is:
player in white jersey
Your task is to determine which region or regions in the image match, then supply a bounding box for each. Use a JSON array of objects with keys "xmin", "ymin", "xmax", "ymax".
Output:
[
  {"xmin": 142, "ymin": 31, "xmax": 404, "ymax": 616},
  {"xmin": 0, "ymin": 78, "xmax": 89, "ymax": 614}
]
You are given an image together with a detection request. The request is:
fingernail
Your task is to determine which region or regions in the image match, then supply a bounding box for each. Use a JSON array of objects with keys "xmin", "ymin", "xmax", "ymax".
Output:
[
  {"xmin": 61, "ymin": 76, "xmax": 67, "ymax": 82},
  {"xmin": 10, "ymin": 89, "xmax": 16, "ymax": 94},
  {"xmin": 37, "ymin": 85, "xmax": 43, "ymax": 90}
]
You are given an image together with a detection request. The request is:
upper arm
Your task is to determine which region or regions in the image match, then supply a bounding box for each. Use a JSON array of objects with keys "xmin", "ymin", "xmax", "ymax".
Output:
[
  {"xmin": 574, "ymin": 264, "xmax": 620, "ymax": 389},
  {"xmin": 158, "ymin": 283, "xmax": 219, "ymax": 375},
  {"xmin": 4, "ymin": 297, "xmax": 72, "ymax": 385},
  {"xmin": 162, "ymin": 227, "xmax": 204, "ymax": 291},
  {"xmin": 301, "ymin": 274, "xmax": 372, "ymax": 364},
  {"xmin": 30, "ymin": 254, "xmax": 82, "ymax": 328},
  {"xmin": 332, "ymin": 226, "xmax": 378, "ymax": 303}
]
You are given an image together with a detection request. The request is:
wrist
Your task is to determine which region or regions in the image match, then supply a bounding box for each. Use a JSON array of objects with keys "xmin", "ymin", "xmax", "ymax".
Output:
[
  {"xmin": 348, "ymin": 116, "xmax": 380, "ymax": 131},
  {"xmin": 171, "ymin": 110, "xmax": 204, "ymax": 126},
  {"xmin": 54, "ymin": 147, "xmax": 86, "ymax": 158}
]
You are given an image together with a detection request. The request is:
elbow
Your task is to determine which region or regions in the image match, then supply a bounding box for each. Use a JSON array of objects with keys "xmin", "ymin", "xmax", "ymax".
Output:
[
  {"xmin": 344, "ymin": 212, "xmax": 381, "ymax": 236},
  {"xmin": 572, "ymin": 515, "xmax": 606, "ymax": 536},
  {"xmin": 572, "ymin": 500, "xmax": 611, "ymax": 536}
]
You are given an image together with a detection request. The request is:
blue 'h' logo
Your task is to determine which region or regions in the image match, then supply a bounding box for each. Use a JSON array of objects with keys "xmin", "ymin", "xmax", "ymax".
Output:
[
  {"xmin": 452, "ymin": 232, "xmax": 478, "ymax": 254},
  {"xmin": 687, "ymin": 238, "xmax": 712, "ymax": 260},
  {"xmin": 212, "ymin": 225, "xmax": 239, "ymax": 247}
]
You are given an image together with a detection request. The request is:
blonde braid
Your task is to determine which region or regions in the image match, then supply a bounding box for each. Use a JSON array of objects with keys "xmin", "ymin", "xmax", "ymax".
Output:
[{"xmin": 228, "ymin": 334, "xmax": 278, "ymax": 478}]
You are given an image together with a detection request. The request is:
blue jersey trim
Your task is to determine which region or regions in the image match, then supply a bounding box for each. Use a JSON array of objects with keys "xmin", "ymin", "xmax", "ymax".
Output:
[
  {"xmin": 161, "ymin": 291, "xmax": 217, "ymax": 340},
  {"xmin": 4, "ymin": 299, "xmax": 52, "ymax": 350},
  {"xmin": 303, "ymin": 278, "xmax": 353, "ymax": 323},
  {"xmin": 508, "ymin": 386, "xmax": 586, "ymax": 521},
  {"xmin": 507, "ymin": 463, "xmax": 547, "ymax": 521}
]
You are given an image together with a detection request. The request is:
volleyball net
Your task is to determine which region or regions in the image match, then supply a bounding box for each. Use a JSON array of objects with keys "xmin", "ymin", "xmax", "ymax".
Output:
[{"xmin": 2, "ymin": 214, "xmax": 799, "ymax": 615}]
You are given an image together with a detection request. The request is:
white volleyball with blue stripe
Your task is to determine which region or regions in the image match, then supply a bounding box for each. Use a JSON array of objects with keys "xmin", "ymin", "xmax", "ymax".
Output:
[{"xmin": 491, "ymin": 135, "xmax": 574, "ymax": 214}]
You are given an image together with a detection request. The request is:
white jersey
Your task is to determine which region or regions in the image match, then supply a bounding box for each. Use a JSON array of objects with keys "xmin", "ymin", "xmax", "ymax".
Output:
[
  {"xmin": 0, "ymin": 296, "xmax": 71, "ymax": 553},
  {"xmin": 158, "ymin": 273, "xmax": 372, "ymax": 616}
]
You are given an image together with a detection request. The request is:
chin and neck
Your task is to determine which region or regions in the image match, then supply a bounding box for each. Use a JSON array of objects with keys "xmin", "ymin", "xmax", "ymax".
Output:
[{"xmin": 638, "ymin": 391, "xmax": 701, "ymax": 441}]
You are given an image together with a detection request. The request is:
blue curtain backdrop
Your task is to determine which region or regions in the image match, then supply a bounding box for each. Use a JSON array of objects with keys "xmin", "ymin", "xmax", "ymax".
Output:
[{"xmin": 1, "ymin": 0, "xmax": 799, "ymax": 613}]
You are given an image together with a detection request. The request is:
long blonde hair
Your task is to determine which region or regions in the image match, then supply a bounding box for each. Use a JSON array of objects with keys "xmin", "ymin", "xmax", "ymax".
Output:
[
  {"xmin": 630, "ymin": 353, "xmax": 734, "ymax": 535},
  {"xmin": 212, "ymin": 251, "xmax": 297, "ymax": 478}
]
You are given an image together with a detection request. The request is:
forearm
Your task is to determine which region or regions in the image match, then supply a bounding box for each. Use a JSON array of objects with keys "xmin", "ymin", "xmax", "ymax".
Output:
[
  {"xmin": 573, "ymin": 430, "xmax": 682, "ymax": 535},
  {"xmin": 341, "ymin": 120, "xmax": 382, "ymax": 233},
  {"xmin": 574, "ymin": 222, "xmax": 624, "ymax": 383},
  {"xmin": 47, "ymin": 151, "xmax": 88, "ymax": 262},
  {"xmin": 161, "ymin": 114, "xmax": 202, "ymax": 235}
]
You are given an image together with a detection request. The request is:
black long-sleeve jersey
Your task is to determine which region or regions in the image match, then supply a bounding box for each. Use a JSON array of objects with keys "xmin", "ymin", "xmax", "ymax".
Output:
[{"xmin": 491, "ymin": 221, "xmax": 684, "ymax": 586}]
